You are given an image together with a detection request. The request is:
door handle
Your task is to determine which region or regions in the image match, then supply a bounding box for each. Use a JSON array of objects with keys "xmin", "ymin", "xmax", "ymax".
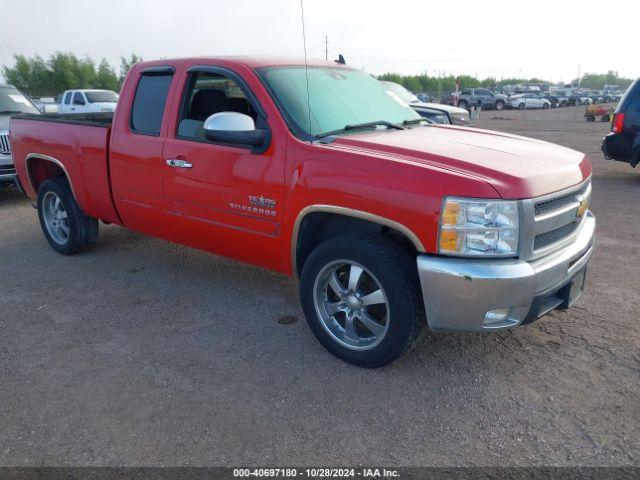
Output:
[{"xmin": 166, "ymin": 159, "xmax": 193, "ymax": 168}]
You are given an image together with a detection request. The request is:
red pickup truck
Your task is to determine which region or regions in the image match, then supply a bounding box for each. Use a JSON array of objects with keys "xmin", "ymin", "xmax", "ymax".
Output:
[{"xmin": 10, "ymin": 57, "xmax": 595, "ymax": 367}]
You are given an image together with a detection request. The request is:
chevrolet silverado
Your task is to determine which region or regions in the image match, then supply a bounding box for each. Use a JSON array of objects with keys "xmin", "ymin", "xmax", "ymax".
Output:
[{"xmin": 9, "ymin": 57, "xmax": 595, "ymax": 367}]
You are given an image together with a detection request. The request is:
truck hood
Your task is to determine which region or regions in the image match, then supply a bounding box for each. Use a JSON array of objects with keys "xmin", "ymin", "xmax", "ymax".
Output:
[
  {"xmin": 328, "ymin": 125, "xmax": 590, "ymax": 199},
  {"xmin": 90, "ymin": 102, "xmax": 117, "ymax": 111}
]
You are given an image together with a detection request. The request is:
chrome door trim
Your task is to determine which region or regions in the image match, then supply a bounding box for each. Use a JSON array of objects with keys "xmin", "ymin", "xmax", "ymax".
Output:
[{"xmin": 291, "ymin": 204, "xmax": 425, "ymax": 277}]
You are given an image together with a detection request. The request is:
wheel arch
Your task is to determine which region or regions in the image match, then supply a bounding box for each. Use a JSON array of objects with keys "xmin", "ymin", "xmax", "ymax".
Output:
[
  {"xmin": 291, "ymin": 205, "xmax": 425, "ymax": 277},
  {"xmin": 26, "ymin": 153, "xmax": 80, "ymax": 204}
]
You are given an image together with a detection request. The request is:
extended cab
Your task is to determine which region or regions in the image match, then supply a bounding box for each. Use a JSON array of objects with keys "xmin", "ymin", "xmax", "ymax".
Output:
[{"xmin": 9, "ymin": 58, "xmax": 596, "ymax": 367}]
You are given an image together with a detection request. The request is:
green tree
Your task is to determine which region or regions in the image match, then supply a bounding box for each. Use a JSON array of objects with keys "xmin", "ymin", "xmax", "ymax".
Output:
[
  {"xmin": 119, "ymin": 53, "xmax": 143, "ymax": 85},
  {"xmin": 96, "ymin": 59, "xmax": 119, "ymax": 91},
  {"xmin": 2, "ymin": 52, "xmax": 135, "ymax": 97}
]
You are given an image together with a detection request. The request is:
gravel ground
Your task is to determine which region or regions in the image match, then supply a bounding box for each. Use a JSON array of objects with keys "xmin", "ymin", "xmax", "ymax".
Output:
[{"xmin": 0, "ymin": 105, "xmax": 638, "ymax": 467}]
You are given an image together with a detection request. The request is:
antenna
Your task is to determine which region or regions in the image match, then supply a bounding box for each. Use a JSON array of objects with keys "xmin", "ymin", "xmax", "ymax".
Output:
[
  {"xmin": 324, "ymin": 35, "xmax": 329, "ymax": 61},
  {"xmin": 300, "ymin": 0, "xmax": 312, "ymax": 140}
]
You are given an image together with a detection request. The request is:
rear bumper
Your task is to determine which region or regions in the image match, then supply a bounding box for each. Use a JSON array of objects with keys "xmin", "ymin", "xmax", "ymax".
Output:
[{"xmin": 416, "ymin": 212, "xmax": 595, "ymax": 332}]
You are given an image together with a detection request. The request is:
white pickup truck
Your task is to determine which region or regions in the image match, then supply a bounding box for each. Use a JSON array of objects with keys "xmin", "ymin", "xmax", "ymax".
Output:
[
  {"xmin": 59, "ymin": 89, "xmax": 119, "ymax": 114},
  {"xmin": 0, "ymin": 84, "xmax": 41, "ymax": 190}
]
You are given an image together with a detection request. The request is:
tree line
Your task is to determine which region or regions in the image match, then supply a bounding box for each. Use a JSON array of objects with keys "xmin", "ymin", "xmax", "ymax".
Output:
[
  {"xmin": 2, "ymin": 53, "xmax": 142, "ymax": 98},
  {"xmin": 3, "ymin": 52, "xmax": 634, "ymax": 99},
  {"xmin": 377, "ymin": 70, "xmax": 634, "ymax": 94}
]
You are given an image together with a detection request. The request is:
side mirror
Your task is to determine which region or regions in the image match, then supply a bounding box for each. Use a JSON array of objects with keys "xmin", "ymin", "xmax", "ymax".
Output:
[{"xmin": 204, "ymin": 112, "xmax": 267, "ymax": 148}]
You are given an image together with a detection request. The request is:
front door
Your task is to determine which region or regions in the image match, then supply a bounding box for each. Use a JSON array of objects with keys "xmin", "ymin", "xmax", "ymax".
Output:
[{"xmin": 161, "ymin": 67, "xmax": 285, "ymax": 271}]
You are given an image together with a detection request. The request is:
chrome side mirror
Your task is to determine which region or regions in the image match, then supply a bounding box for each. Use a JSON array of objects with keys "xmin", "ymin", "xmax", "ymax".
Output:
[{"xmin": 203, "ymin": 112, "xmax": 267, "ymax": 148}]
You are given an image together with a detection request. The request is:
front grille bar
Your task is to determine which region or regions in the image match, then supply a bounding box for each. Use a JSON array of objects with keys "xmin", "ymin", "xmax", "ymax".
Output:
[
  {"xmin": 520, "ymin": 178, "xmax": 591, "ymax": 260},
  {"xmin": 0, "ymin": 133, "xmax": 11, "ymax": 155}
]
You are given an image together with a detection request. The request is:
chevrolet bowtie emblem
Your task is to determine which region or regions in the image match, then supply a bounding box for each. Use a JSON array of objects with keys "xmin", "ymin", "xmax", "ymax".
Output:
[{"xmin": 576, "ymin": 197, "xmax": 588, "ymax": 220}]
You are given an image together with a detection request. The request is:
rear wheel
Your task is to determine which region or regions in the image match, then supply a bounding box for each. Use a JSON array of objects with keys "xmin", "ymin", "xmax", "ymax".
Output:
[
  {"xmin": 495, "ymin": 100, "xmax": 505, "ymax": 111},
  {"xmin": 457, "ymin": 100, "xmax": 468, "ymax": 110},
  {"xmin": 37, "ymin": 177, "xmax": 98, "ymax": 255},
  {"xmin": 542, "ymin": 102, "xmax": 550, "ymax": 109},
  {"xmin": 518, "ymin": 103, "xmax": 526, "ymax": 110},
  {"xmin": 300, "ymin": 235, "xmax": 424, "ymax": 368},
  {"xmin": 586, "ymin": 115, "xmax": 595, "ymax": 122}
]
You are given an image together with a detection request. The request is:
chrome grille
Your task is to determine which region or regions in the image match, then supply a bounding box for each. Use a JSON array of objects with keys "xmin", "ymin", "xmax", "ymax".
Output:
[
  {"xmin": 533, "ymin": 222, "xmax": 580, "ymax": 250},
  {"xmin": 0, "ymin": 132, "xmax": 10, "ymax": 155},
  {"xmin": 534, "ymin": 182, "xmax": 589, "ymax": 216},
  {"xmin": 520, "ymin": 179, "xmax": 592, "ymax": 260}
]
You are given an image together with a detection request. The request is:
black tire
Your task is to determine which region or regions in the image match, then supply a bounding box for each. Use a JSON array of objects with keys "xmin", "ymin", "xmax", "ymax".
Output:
[
  {"xmin": 560, "ymin": 100, "xmax": 568, "ymax": 107},
  {"xmin": 299, "ymin": 235, "xmax": 425, "ymax": 368},
  {"xmin": 457, "ymin": 100, "xmax": 468, "ymax": 110},
  {"xmin": 518, "ymin": 103, "xmax": 526, "ymax": 110},
  {"xmin": 37, "ymin": 177, "xmax": 98, "ymax": 255},
  {"xmin": 495, "ymin": 100, "xmax": 505, "ymax": 111},
  {"xmin": 542, "ymin": 102, "xmax": 550, "ymax": 109},
  {"xmin": 586, "ymin": 115, "xmax": 595, "ymax": 122}
]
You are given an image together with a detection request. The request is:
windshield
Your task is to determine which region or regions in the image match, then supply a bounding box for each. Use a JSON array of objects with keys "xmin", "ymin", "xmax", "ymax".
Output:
[
  {"xmin": 380, "ymin": 81, "xmax": 420, "ymax": 103},
  {"xmin": 85, "ymin": 91, "xmax": 119, "ymax": 103},
  {"xmin": 259, "ymin": 66, "xmax": 421, "ymax": 138},
  {"xmin": 0, "ymin": 86, "xmax": 39, "ymax": 115}
]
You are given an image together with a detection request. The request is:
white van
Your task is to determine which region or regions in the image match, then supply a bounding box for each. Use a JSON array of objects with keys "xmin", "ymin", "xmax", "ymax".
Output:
[{"xmin": 59, "ymin": 89, "xmax": 118, "ymax": 114}]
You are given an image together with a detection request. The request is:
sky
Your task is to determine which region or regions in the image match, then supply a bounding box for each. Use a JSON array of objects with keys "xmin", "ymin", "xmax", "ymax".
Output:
[{"xmin": 1, "ymin": 0, "xmax": 638, "ymax": 83}]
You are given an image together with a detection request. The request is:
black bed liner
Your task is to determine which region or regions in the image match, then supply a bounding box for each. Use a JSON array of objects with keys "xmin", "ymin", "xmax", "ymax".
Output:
[{"xmin": 13, "ymin": 112, "xmax": 113, "ymax": 127}]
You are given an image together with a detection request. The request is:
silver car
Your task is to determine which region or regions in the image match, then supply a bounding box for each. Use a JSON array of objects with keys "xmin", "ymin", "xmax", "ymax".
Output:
[{"xmin": 0, "ymin": 85, "xmax": 40, "ymax": 190}]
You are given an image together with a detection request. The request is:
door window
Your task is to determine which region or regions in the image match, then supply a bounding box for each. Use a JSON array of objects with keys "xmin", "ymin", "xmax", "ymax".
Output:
[
  {"xmin": 130, "ymin": 73, "xmax": 173, "ymax": 136},
  {"xmin": 177, "ymin": 71, "xmax": 258, "ymax": 141},
  {"xmin": 64, "ymin": 92, "xmax": 72, "ymax": 105},
  {"xmin": 73, "ymin": 92, "xmax": 85, "ymax": 105}
]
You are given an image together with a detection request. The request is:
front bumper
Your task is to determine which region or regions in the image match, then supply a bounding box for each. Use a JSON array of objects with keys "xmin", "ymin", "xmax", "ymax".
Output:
[
  {"xmin": 0, "ymin": 171, "xmax": 24, "ymax": 193},
  {"xmin": 417, "ymin": 212, "xmax": 595, "ymax": 332}
]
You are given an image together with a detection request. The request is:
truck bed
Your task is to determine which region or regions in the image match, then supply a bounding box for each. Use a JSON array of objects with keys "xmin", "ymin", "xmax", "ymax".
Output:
[{"xmin": 10, "ymin": 114, "xmax": 121, "ymax": 224}]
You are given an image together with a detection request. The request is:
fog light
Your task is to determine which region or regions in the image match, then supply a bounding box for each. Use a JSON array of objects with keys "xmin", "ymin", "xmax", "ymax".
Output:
[{"xmin": 483, "ymin": 308, "xmax": 512, "ymax": 326}]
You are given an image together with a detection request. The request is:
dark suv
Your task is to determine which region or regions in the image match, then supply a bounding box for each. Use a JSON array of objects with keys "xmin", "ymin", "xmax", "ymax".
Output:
[
  {"xmin": 456, "ymin": 88, "xmax": 508, "ymax": 111},
  {"xmin": 602, "ymin": 79, "xmax": 640, "ymax": 168}
]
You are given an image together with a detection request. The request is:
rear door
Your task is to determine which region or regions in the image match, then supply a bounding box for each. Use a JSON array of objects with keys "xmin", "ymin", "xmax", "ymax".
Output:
[
  {"xmin": 109, "ymin": 65, "xmax": 178, "ymax": 239},
  {"xmin": 71, "ymin": 91, "xmax": 87, "ymax": 113},
  {"xmin": 161, "ymin": 65, "xmax": 285, "ymax": 270}
]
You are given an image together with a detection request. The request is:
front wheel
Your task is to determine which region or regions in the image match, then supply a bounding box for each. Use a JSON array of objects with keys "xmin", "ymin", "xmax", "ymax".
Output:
[
  {"xmin": 37, "ymin": 177, "xmax": 98, "ymax": 255},
  {"xmin": 300, "ymin": 235, "xmax": 425, "ymax": 368},
  {"xmin": 542, "ymin": 103, "xmax": 550, "ymax": 109},
  {"xmin": 518, "ymin": 103, "xmax": 526, "ymax": 110},
  {"xmin": 495, "ymin": 100, "xmax": 505, "ymax": 111}
]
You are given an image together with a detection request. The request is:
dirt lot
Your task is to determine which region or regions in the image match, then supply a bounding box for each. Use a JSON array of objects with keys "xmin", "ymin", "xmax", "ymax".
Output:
[{"xmin": 1, "ymin": 105, "xmax": 638, "ymax": 467}]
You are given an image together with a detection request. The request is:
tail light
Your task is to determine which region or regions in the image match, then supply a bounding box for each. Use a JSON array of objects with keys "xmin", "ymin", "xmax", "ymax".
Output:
[{"xmin": 612, "ymin": 113, "xmax": 625, "ymax": 133}]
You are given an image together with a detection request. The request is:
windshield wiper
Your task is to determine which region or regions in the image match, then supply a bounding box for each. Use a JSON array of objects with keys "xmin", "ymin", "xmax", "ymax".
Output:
[{"xmin": 315, "ymin": 120, "xmax": 404, "ymax": 139}]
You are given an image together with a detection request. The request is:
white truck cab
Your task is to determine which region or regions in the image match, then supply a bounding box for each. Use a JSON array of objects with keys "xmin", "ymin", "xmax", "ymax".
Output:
[{"xmin": 59, "ymin": 89, "xmax": 119, "ymax": 114}]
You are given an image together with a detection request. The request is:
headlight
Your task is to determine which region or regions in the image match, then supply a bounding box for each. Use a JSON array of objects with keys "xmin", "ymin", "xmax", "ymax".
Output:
[{"xmin": 438, "ymin": 197, "xmax": 519, "ymax": 257}]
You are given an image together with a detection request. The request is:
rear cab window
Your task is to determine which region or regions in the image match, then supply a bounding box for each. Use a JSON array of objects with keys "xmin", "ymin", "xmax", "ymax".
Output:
[{"xmin": 130, "ymin": 69, "xmax": 174, "ymax": 136}]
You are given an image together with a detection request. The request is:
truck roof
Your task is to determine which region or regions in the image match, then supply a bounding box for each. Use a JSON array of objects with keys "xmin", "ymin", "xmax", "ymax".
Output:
[{"xmin": 134, "ymin": 56, "xmax": 353, "ymax": 71}]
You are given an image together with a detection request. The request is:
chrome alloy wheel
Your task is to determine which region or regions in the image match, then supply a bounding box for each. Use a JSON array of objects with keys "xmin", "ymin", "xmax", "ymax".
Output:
[
  {"xmin": 313, "ymin": 260, "xmax": 389, "ymax": 351},
  {"xmin": 42, "ymin": 191, "xmax": 70, "ymax": 245}
]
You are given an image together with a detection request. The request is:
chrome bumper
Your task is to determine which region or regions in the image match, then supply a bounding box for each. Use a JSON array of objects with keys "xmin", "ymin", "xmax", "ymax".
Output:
[
  {"xmin": 417, "ymin": 212, "xmax": 595, "ymax": 332},
  {"xmin": 0, "ymin": 172, "xmax": 25, "ymax": 194}
]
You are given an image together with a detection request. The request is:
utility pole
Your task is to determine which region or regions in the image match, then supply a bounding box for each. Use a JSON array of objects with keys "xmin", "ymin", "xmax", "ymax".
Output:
[{"xmin": 324, "ymin": 35, "xmax": 329, "ymax": 61}]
